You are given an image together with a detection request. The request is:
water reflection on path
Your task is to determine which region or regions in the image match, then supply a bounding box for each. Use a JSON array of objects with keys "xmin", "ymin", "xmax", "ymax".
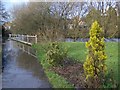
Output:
[{"xmin": 2, "ymin": 40, "xmax": 52, "ymax": 88}]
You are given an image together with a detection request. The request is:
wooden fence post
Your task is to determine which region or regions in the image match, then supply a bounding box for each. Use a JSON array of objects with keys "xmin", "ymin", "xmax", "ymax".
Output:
[{"xmin": 35, "ymin": 35, "xmax": 37, "ymax": 44}]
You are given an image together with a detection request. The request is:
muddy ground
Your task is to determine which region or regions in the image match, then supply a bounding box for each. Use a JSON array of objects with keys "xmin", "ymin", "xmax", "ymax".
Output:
[{"xmin": 51, "ymin": 59, "xmax": 87, "ymax": 88}]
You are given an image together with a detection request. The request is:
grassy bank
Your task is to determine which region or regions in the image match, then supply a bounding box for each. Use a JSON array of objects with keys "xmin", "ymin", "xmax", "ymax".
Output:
[
  {"xmin": 33, "ymin": 44, "xmax": 74, "ymax": 88},
  {"xmin": 33, "ymin": 42, "xmax": 119, "ymax": 88}
]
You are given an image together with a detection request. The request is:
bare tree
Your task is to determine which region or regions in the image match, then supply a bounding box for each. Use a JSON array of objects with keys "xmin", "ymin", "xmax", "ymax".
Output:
[{"xmin": 0, "ymin": 1, "xmax": 10, "ymax": 24}]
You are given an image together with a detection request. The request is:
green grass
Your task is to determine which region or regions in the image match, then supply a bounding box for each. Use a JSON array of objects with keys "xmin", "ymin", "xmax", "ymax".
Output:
[
  {"xmin": 62, "ymin": 42, "xmax": 87, "ymax": 63},
  {"xmin": 33, "ymin": 42, "xmax": 119, "ymax": 88},
  {"xmin": 46, "ymin": 70, "xmax": 74, "ymax": 88},
  {"xmin": 105, "ymin": 42, "xmax": 119, "ymax": 83}
]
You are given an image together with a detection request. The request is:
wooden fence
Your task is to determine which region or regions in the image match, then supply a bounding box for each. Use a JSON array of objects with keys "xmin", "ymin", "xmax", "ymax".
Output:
[
  {"xmin": 9, "ymin": 34, "xmax": 37, "ymax": 44},
  {"xmin": 9, "ymin": 34, "xmax": 37, "ymax": 58}
]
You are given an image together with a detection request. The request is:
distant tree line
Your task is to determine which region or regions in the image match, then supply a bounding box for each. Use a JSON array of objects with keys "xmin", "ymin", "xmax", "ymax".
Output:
[{"xmin": 10, "ymin": 1, "xmax": 120, "ymax": 42}]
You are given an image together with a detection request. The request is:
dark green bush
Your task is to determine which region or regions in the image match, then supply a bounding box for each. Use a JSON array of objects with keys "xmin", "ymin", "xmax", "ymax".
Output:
[{"xmin": 46, "ymin": 42, "xmax": 68, "ymax": 66}]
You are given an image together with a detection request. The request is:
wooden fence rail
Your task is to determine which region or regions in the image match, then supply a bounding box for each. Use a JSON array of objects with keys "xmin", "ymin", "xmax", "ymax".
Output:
[
  {"xmin": 9, "ymin": 34, "xmax": 37, "ymax": 44},
  {"xmin": 9, "ymin": 34, "xmax": 37, "ymax": 58}
]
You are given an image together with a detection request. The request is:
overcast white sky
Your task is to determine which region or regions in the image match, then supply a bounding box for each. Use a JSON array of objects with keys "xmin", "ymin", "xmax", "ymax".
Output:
[{"xmin": 3, "ymin": 0, "xmax": 29, "ymax": 11}]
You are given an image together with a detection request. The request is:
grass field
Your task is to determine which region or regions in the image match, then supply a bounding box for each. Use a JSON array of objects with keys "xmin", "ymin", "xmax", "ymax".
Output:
[
  {"xmin": 63, "ymin": 42, "xmax": 119, "ymax": 83},
  {"xmin": 34, "ymin": 42, "xmax": 119, "ymax": 88}
]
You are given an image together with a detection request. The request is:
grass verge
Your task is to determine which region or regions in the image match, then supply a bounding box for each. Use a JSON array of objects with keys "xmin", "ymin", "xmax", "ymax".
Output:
[{"xmin": 32, "ymin": 44, "xmax": 74, "ymax": 89}]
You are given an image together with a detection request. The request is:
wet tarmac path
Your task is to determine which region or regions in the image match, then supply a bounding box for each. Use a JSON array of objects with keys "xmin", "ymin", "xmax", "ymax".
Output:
[{"xmin": 2, "ymin": 40, "xmax": 52, "ymax": 88}]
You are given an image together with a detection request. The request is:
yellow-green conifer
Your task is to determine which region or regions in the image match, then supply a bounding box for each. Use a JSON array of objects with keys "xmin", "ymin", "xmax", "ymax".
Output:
[{"xmin": 83, "ymin": 21, "xmax": 107, "ymax": 87}]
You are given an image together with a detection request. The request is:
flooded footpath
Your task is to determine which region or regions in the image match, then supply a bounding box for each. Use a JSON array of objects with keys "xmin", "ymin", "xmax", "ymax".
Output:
[{"xmin": 2, "ymin": 40, "xmax": 52, "ymax": 88}]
